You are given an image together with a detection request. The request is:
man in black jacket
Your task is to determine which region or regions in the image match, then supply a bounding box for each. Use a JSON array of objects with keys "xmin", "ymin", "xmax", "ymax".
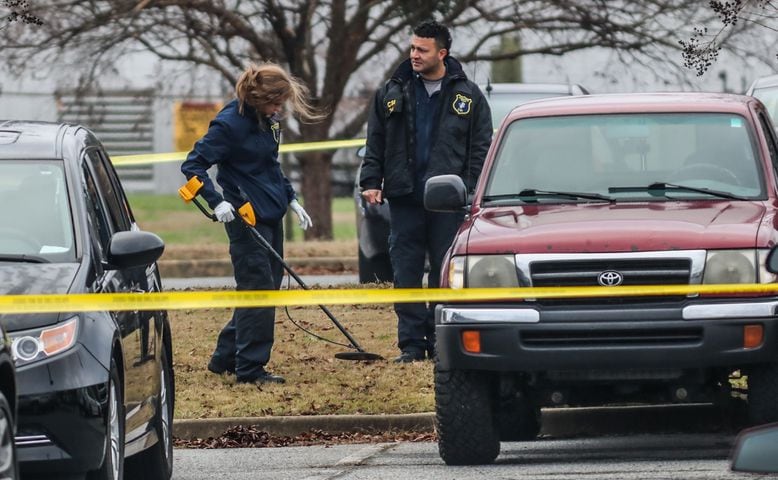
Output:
[{"xmin": 359, "ymin": 20, "xmax": 492, "ymax": 363}]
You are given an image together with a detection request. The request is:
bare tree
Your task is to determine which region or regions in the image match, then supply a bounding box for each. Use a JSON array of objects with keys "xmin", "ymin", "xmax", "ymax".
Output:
[
  {"xmin": 1, "ymin": 0, "xmax": 720, "ymax": 239},
  {"xmin": 2, "ymin": 0, "xmax": 42, "ymax": 27},
  {"xmin": 681, "ymin": 0, "xmax": 777, "ymax": 77}
]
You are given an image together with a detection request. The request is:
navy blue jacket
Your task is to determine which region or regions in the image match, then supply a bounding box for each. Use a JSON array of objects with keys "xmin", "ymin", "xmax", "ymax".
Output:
[{"xmin": 181, "ymin": 99, "xmax": 296, "ymax": 225}]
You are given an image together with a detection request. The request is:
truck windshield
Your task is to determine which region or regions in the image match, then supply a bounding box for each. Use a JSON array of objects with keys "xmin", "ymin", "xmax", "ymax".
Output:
[
  {"xmin": 0, "ymin": 160, "xmax": 75, "ymax": 262},
  {"xmin": 484, "ymin": 113, "xmax": 764, "ymax": 202}
]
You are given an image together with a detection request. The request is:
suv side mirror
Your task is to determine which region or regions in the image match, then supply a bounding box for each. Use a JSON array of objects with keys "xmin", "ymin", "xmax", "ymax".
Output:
[
  {"xmin": 106, "ymin": 230, "xmax": 165, "ymax": 270},
  {"xmin": 424, "ymin": 174, "xmax": 467, "ymax": 212},
  {"xmin": 731, "ymin": 423, "xmax": 778, "ymax": 473}
]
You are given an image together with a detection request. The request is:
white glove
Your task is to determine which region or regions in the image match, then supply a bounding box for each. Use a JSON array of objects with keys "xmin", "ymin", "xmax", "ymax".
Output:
[
  {"xmin": 213, "ymin": 201, "xmax": 235, "ymax": 223},
  {"xmin": 290, "ymin": 199, "xmax": 313, "ymax": 230}
]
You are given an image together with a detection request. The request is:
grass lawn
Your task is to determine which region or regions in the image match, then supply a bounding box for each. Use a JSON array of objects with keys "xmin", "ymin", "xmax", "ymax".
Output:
[{"xmin": 169, "ymin": 288, "xmax": 433, "ymax": 419}]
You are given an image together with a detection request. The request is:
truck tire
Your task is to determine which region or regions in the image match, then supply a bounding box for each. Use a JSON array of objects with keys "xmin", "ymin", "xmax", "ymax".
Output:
[
  {"xmin": 435, "ymin": 367, "xmax": 499, "ymax": 465},
  {"xmin": 497, "ymin": 396, "xmax": 540, "ymax": 441},
  {"xmin": 747, "ymin": 362, "xmax": 778, "ymax": 425}
]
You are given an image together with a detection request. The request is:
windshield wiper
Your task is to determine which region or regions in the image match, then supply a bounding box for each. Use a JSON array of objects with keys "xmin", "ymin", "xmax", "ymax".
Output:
[
  {"xmin": 608, "ymin": 182, "xmax": 748, "ymax": 200},
  {"xmin": 0, "ymin": 254, "xmax": 49, "ymax": 264},
  {"xmin": 483, "ymin": 189, "xmax": 614, "ymax": 203}
]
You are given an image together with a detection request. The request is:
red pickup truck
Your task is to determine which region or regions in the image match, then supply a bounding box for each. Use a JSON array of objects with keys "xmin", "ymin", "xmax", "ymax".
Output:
[{"xmin": 425, "ymin": 92, "xmax": 778, "ymax": 465}]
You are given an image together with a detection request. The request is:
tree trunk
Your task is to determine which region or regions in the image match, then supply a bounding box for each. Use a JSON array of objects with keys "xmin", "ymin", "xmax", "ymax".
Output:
[{"xmin": 298, "ymin": 151, "xmax": 333, "ymax": 240}]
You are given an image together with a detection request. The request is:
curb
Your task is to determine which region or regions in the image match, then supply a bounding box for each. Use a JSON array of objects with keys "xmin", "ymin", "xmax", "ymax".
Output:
[
  {"xmin": 173, "ymin": 413, "xmax": 435, "ymax": 439},
  {"xmin": 172, "ymin": 403, "xmax": 732, "ymax": 440}
]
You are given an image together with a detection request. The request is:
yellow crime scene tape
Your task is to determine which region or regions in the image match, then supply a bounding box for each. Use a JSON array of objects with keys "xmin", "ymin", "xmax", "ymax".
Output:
[
  {"xmin": 112, "ymin": 138, "xmax": 367, "ymax": 166},
  {"xmin": 101, "ymin": 138, "xmax": 778, "ymax": 316},
  {"xmin": 2, "ymin": 284, "xmax": 778, "ymax": 315}
]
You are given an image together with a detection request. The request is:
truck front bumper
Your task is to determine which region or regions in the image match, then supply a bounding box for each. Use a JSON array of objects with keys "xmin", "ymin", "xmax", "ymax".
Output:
[{"xmin": 435, "ymin": 298, "xmax": 778, "ymax": 372}]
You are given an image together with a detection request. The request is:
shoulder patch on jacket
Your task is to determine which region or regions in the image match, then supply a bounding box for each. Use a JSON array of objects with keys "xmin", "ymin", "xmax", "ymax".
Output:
[
  {"xmin": 270, "ymin": 121, "xmax": 281, "ymax": 143},
  {"xmin": 452, "ymin": 93, "xmax": 472, "ymax": 116},
  {"xmin": 383, "ymin": 95, "xmax": 402, "ymax": 117}
]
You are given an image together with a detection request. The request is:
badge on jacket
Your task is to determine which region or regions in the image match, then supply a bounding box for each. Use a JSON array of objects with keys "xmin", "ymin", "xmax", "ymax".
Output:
[
  {"xmin": 452, "ymin": 94, "xmax": 472, "ymax": 116},
  {"xmin": 386, "ymin": 99, "xmax": 397, "ymax": 114},
  {"xmin": 271, "ymin": 121, "xmax": 281, "ymax": 143}
]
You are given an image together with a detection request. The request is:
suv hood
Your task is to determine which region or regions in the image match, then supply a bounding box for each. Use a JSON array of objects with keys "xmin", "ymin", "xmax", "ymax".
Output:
[
  {"xmin": 467, "ymin": 202, "xmax": 768, "ymax": 254},
  {"xmin": 0, "ymin": 263, "xmax": 79, "ymax": 331}
]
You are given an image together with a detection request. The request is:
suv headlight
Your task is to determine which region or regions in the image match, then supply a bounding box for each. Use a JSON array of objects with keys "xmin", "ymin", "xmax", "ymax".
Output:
[
  {"xmin": 703, "ymin": 249, "xmax": 772, "ymax": 284},
  {"xmin": 10, "ymin": 317, "xmax": 78, "ymax": 367},
  {"xmin": 467, "ymin": 255, "xmax": 519, "ymax": 288}
]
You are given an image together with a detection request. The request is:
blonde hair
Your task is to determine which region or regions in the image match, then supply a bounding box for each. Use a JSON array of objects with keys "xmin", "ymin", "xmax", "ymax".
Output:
[{"xmin": 235, "ymin": 63, "xmax": 323, "ymax": 122}]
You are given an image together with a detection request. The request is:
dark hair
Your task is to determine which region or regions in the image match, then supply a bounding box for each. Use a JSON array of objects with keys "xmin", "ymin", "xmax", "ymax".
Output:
[{"xmin": 413, "ymin": 20, "xmax": 452, "ymax": 53}]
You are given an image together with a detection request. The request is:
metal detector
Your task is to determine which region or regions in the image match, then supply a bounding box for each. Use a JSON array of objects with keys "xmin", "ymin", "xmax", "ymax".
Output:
[{"xmin": 179, "ymin": 177, "xmax": 384, "ymax": 361}]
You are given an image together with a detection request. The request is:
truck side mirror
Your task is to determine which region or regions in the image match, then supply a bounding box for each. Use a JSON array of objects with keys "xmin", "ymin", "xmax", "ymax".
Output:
[{"xmin": 424, "ymin": 174, "xmax": 467, "ymax": 212}]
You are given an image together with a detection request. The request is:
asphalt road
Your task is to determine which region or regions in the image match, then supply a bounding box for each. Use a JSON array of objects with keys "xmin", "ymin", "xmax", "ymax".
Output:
[
  {"xmin": 171, "ymin": 404, "xmax": 772, "ymax": 480},
  {"xmin": 172, "ymin": 433, "xmax": 751, "ymax": 480}
]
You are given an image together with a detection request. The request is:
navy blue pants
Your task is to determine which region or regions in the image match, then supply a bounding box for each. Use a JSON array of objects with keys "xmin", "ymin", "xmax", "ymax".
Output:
[
  {"xmin": 388, "ymin": 197, "xmax": 464, "ymax": 355},
  {"xmin": 210, "ymin": 220, "xmax": 284, "ymax": 380}
]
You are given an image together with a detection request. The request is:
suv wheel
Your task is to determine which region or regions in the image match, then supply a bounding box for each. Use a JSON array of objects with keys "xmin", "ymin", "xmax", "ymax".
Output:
[
  {"xmin": 747, "ymin": 363, "xmax": 778, "ymax": 425},
  {"xmin": 435, "ymin": 366, "xmax": 499, "ymax": 465},
  {"xmin": 0, "ymin": 390, "xmax": 17, "ymax": 479},
  {"xmin": 87, "ymin": 358, "xmax": 124, "ymax": 480},
  {"xmin": 125, "ymin": 347, "xmax": 174, "ymax": 480}
]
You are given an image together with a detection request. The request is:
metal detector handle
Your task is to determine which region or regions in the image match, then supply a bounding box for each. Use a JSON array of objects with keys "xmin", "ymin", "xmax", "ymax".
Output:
[
  {"xmin": 193, "ymin": 197, "xmax": 218, "ymax": 222},
  {"xmin": 179, "ymin": 176, "xmax": 219, "ymax": 222}
]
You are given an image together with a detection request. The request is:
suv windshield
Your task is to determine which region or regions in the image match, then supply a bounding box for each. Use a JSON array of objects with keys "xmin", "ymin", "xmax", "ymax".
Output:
[
  {"xmin": 0, "ymin": 161, "xmax": 75, "ymax": 262},
  {"xmin": 484, "ymin": 113, "xmax": 764, "ymax": 203}
]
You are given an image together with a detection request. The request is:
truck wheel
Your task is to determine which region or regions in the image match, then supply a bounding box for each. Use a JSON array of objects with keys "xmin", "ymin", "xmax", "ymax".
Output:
[
  {"xmin": 435, "ymin": 367, "xmax": 499, "ymax": 465},
  {"xmin": 747, "ymin": 363, "xmax": 778, "ymax": 425},
  {"xmin": 497, "ymin": 396, "xmax": 540, "ymax": 441},
  {"xmin": 358, "ymin": 249, "xmax": 393, "ymax": 283}
]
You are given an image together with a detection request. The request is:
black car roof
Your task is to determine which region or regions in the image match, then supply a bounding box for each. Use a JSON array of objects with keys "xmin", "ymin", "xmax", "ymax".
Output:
[{"xmin": 0, "ymin": 121, "xmax": 87, "ymax": 160}]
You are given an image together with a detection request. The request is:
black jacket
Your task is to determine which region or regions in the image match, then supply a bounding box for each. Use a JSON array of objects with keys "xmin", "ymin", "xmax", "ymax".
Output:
[{"xmin": 359, "ymin": 57, "xmax": 492, "ymax": 198}]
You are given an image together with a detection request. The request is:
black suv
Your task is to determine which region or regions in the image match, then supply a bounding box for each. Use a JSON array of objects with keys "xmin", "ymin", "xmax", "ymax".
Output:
[{"xmin": 0, "ymin": 121, "xmax": 174, "ymax": 479}]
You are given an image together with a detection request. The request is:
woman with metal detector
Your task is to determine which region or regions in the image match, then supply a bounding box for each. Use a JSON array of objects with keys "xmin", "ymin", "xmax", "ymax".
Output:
[{"xmin": 181, "ymin": 62, "xmax": 322, "ymax": 385}]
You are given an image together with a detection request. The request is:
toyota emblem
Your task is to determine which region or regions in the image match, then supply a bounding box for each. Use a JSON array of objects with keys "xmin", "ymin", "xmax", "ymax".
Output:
[{"xmin": 597, "ymin": 271, "xmax": 623, "ymax": 286}]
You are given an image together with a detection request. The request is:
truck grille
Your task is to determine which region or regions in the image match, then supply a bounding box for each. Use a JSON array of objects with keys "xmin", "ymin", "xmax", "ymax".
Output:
[
  {"xmin": 530, "ymin": 258, "xmax": 692, "ymax": 287},
  {"xmin": 521, "ymin": 327, "xmax": 703, "ymax": 348}
]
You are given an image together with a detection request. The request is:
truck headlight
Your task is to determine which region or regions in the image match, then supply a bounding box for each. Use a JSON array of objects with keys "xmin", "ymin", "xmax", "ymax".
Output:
[
  {"xmin": 467, "ymin": 255, "xmax": 519, "ymax": 288},
  {"xmin": 10, "ymin": 317, "xmax": 78, "ymax": 367},
  {"xmin": 703, "ymin": 250, "xmax": 758, "ymax": 284}
]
